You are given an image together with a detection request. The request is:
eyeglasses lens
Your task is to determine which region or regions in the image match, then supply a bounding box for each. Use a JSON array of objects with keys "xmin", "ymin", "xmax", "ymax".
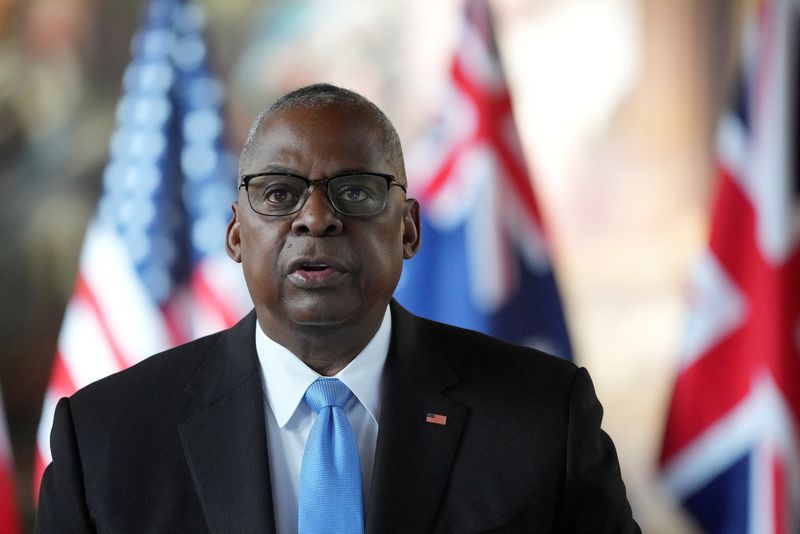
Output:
[{"xmin": 246, "ymin": 174, "xmax": 389, "ymax": 216}]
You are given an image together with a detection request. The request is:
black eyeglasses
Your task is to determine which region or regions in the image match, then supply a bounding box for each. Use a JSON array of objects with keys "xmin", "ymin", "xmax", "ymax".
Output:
[{"xmin": 239, "ymin": 172, "xmax": 407, "ymax": 217}]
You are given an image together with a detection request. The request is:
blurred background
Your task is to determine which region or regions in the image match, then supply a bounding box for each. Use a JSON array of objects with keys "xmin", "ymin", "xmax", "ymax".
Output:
[{"xmin": 0, "ymin": 0, "xmax": 763, "ymax": 531}]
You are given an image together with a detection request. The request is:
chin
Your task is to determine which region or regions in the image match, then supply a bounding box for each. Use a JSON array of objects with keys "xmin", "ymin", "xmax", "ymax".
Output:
[
  {"xmin": 285, "ymin": 299, "xmax": 360, "ymax": 327},
  {"xmin": 290, "ymin": 313, "xmax": 351, "ymax": 327}
]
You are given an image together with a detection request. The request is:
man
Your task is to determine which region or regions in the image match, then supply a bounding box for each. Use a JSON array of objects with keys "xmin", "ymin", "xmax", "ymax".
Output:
[{"xmin": 36, "ymin": 84, "xmax": 639, "ymax": 533}]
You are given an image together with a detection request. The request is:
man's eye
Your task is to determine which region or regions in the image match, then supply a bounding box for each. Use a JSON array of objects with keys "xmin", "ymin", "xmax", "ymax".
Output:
[
  {"xmin": 263, "ymin": 187, "xmax": 297, "ymax": 204},
  {"xmin": 338, "ymin": 186, "xmax": 369, "ymax": 202}
]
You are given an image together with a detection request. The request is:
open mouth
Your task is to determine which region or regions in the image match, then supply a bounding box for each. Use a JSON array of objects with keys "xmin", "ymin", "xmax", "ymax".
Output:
[
  {"xmin": 301, "ymin": 264, "xmax": 329, "ymax": 272},
  {"xmin": 288, "ymin": 259, "xmax": 344, "ymax": 288}
]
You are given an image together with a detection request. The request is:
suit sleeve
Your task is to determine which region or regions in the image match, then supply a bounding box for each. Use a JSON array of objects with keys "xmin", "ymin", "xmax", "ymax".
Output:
[
  {"xmin": 35, "ymin": 397, "xmax": 96, "ymax": 534},
  {"xmin": 559, "ymin": 367, "xmax": 640, "ymax": 533}
]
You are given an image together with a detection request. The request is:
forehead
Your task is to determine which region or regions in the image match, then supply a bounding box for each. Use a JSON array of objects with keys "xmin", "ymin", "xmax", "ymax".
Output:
[{"xmin": 242, "ymin": 104, "xmax": 389, "ymax": 175}]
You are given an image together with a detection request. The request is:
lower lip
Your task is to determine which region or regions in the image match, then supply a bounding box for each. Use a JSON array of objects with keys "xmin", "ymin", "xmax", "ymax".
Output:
[{"xmin": 287, "ymin": 268, "xmax": 344, "ymax": 288}]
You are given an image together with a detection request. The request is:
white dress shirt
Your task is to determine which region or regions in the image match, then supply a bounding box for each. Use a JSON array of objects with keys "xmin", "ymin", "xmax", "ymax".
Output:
[{"xmin": 255, "ymin": 307, "xmax": 391, "ymax": 534}]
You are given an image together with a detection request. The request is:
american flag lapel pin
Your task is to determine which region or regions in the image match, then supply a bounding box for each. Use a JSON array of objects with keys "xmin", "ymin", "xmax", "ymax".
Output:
[{"xmin": 425, "ymin": 413, "xmax": 447, "ymax": 426}]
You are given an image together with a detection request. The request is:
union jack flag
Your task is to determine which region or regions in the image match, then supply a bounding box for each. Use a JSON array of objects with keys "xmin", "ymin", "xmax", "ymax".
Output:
[
  {"xmin": 394, "ymin": 0, "xmax": 572, "ymax": 359},
  {"xmin": 660, "ymin": 0, "xmax": 800, "ymax": 531},
  {"xmin": 0, "ymin": 384, "xmax": 21, "ymax": 533},
  {"xmin": 33, "ymin": 0, "xmax": 249, "ymax": 498}
]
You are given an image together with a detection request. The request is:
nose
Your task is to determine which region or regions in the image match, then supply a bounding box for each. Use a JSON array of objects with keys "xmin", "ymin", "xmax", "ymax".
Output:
[{"xmin": 290, "ymin": 186, "xmax": 343, "ymax": 236}]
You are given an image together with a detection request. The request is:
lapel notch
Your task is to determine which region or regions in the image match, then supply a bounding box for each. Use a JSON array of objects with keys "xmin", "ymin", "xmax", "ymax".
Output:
[
  {"xmin": 366, "ymin": 302, "xmax": 467, "ymax": 533},
  {"xmin": 179, "ymin": 311, "xmax": 276, "ymax": 534}
]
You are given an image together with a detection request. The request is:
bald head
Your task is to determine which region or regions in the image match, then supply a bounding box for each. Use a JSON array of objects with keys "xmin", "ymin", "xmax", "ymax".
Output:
[{"xmin": 239, "ymin": 84, "xmax": 406, "ymax": 182}]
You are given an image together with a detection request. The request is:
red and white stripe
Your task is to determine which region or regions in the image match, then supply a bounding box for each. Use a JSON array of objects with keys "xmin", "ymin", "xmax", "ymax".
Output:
[
  {"xmin": 34, "ymin": 222, "xmax": 249, "ymax": 499},
  {"xmin": 0, "ymin": 385, "xmax": 21, "ymax": 533}
]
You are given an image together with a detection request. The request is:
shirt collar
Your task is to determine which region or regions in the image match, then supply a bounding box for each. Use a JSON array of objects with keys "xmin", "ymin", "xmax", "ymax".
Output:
[{"xmin": 255, "ymin": 306, "xmax": 391, "ymax": 428}]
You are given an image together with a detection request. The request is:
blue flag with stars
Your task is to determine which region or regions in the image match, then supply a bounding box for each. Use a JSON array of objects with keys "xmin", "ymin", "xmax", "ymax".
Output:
[{"xmin": 395, "ymin": 0, "xmax": 572, "ymax": 359}]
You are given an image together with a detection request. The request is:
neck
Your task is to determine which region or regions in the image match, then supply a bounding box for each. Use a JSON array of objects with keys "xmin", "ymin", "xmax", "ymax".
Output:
[{"xmin": 258, "ymin": 309, "xmax": 386, "ymax": 376}]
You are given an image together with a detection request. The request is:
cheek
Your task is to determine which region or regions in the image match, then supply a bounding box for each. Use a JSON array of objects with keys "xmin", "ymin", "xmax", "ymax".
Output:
[
  {"xmin": 359, "ymin": 226, "xmax": 405, "ymax": 284},
  {"xmin": 239, "ymin": 223, "xmax": 284, "ymax": 282}
]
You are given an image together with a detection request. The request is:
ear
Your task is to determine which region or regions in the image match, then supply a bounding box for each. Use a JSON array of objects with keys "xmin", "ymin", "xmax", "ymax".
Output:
[
  {"xmin": 402, "ymin": 199, "xmax": 421, "ymax": 259},
  {"xmin": 225, "ymin": 202, "xmax": 242, "ymax": 263}
]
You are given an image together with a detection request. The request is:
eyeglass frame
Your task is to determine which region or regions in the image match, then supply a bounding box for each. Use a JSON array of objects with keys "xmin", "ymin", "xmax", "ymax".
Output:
[{"xmin": 238, "ymin": 171, "xmax": 408, "ymax": 217}]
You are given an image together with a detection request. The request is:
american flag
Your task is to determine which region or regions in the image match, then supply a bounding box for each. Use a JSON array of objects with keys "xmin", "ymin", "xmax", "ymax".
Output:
[
  {"xmin": 425, "ymin": 413, "xmax": 448, "ymax": 426},
  {"xmin": 34, "ymin": 0, "xmax": 249, "ymax": 497},
  {"xmin": 0, "ymin": 384, "xmax": 21, "ymax": 533},
  {"xmin": 660, "ymin": 0, "xmax": 800, "ymax": 531},
  {"xmin": 394, "ymin": 0, "xmax": 572, "ymax": 358}
]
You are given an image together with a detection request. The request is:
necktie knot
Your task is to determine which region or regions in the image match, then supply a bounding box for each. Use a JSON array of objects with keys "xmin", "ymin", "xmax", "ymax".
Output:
[{"xmin": 304, "ymin": 377, "xmax": 352, "ymax": 413}]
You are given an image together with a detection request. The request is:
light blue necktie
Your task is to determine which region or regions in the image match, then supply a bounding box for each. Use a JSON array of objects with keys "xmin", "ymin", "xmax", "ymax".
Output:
[{"xmin": 298, "ymin": 378, "xmax": 364, "ymax": 534}]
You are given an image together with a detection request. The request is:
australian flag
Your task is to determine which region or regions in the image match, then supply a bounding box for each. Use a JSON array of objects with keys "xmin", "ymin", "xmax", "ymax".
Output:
[{"xmin": 395, "ymin": 0, "xmax": 572, "ymax": 359}]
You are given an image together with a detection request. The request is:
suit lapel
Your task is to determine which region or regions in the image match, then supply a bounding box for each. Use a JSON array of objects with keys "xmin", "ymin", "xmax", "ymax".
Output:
[
  {"xmin": 366, "ymin": 302, "xmax": 467, "ymax": 533},
  {"xmin": 175, "ymin": 304, "xmax": 465, "ymax": 533},
  {"xmin": 178, "ymin": 311, "xmax": 276, "ymax": 534}
]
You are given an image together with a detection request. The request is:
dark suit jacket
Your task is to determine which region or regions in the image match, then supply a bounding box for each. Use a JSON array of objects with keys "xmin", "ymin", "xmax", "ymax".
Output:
[{"xmin": 36, "ymin": 301, "xmax": 639, "ymax": 533}]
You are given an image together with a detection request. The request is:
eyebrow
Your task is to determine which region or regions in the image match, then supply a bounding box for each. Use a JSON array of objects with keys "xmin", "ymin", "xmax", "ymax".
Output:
[
  {"xmin": 254, "ymin": 164, "xmax": 299, "ymax": 175},
  {"xmin": 248, "ymin": 165, "xmax": 387, "ymax": 177}
]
